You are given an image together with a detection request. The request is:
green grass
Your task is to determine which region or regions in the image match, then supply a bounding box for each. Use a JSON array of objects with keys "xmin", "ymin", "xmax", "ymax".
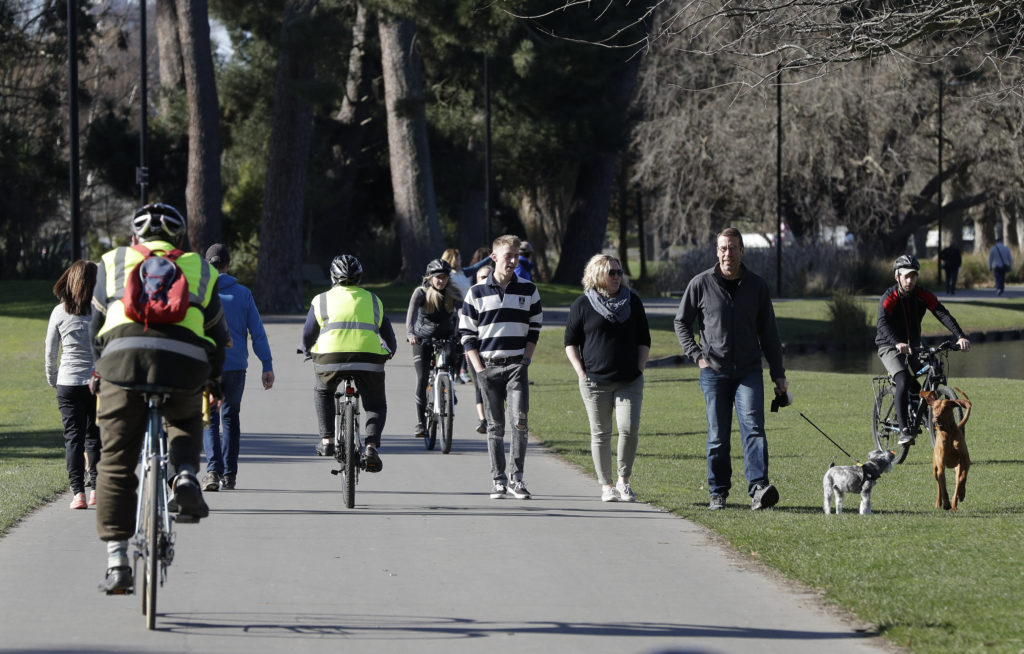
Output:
[
  {"xmin": 527, "ymin": 345, "xmax": 1024, "ymax": 654},
  {"xmin": 3, "ymin": 280, "xmax": 1024, "ymax": 652}
]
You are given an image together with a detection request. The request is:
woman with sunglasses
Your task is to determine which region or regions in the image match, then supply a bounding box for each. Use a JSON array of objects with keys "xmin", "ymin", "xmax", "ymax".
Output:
[{"xmin": 564, "ymin": 255, "xmax": 650, "ymax": 503}]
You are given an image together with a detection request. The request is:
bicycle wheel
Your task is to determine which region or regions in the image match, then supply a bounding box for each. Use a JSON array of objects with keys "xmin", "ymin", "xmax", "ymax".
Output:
[
  {"xmin": 424, "ymin": 381, "xmax": 437, "ymax": 450},
  {"xmin": 342, "ymin": 401, "xmax": 356, "ymax": 509},
  {"xmin": 439, "ymin": 374, "xmax": 454, "ymax": 454},
  {"xmin": 872, "ymin": 383, "xmax": 910, "ymax": 464},
  {"xmin": 143, "ymin": 454, "xmax": 159, "ymax": 629},
  {"xmin": 924, "ymin": 385, "xmax": 965, "ymax": 449}
]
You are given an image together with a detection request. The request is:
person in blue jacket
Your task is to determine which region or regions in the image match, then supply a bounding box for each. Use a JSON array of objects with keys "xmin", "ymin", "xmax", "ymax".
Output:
[{"xmin": 202, "ymin": 244, "xmax": 275, "ymax": 491}]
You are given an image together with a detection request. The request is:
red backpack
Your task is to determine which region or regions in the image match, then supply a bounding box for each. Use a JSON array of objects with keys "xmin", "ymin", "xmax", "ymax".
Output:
[{"xmin": 122, "ymin": 244, "xmax": 190, "ymax": 329}]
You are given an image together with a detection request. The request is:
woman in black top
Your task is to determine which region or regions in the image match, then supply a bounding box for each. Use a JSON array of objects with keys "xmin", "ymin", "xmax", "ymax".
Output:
[
  {"xmin": 564, "ymin": 254, "xmax": 651, "ymax": 502},
  {"xmin": 406, "ymin": 259, "xmax": 460, "ymax": 438}
]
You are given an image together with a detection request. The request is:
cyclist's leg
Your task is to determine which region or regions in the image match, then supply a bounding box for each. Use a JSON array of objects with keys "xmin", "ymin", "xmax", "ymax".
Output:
[
  {"xmin": 410, "ymin": 342, "xmax": 430, "ymax": 434},
  {"xmin": 892, "ymin": 371, "xmax": 913, "ymax": 433},
  {"xmin": 95, "ymin": 384, "xmax": 147, "ymax": 564},
  {"xmin": 163, "ymin": 388, "xmax": 209, "ymax": 517},
  {"xmin": 313, "ymin": 373, "xmax": 337, "ymax": 451},
  {"xmin": 356, "ymin": 371, "xmax": 387, "ymax": 448}
]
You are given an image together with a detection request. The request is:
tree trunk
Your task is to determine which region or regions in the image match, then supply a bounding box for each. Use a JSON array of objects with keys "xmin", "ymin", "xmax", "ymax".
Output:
[
  {"xmin": 312, "ymin": 1, "xmax": 373, "ymax": 266},
  {"xmin": 155, "ymin": 0, "xmax": 184, "ymax": 118},
  {"xmin": 176, "ymin": 0, "xmax": 221, "ymax": 252},
  {"xmin": 552, "ymin": 55, "xmax": 643, "ymax": 284},
  {"xmin": 254, "ymin": 0, "xmax": 317, "ymax": 313},
  {"xmin": 378, "ymin": 15, "xmax": 442, "ymax": 282}
]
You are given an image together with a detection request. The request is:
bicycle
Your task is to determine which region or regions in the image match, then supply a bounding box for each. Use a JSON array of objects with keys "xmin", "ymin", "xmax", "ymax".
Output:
[
  {"xmin": 329, "ymin": 376, "xmax": 364, "ymax": 508},
  {"xmin": 129, "ymin": 385, "xmax": 188, "ymax": 630},
  {"xmin": 871, "ymin": 340, "xmax": 965, "ymax": 464},
  {"xmin": 421, "ymin": 337, "xmax": 457, "ymax": 454}
]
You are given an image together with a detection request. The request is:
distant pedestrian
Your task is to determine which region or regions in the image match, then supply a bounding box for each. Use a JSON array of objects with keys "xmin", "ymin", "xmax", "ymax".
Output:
[
  {"xmin": 675, "ymin": 227, "xmax": 788, "ymax": 511},
  {"xmin": 470, "ymin": 264, "xmax": 493, "ymax": 434},
  {"xmin": 441, "ymin": 248, "xmax": 471, "ymax": 303},
  {"xmin": 939, "ymin": 244, "xmax": 962, "ymax": 295},
  {"xmin": 514, "ymin": 241, "xmax": 536, "ymax": 281},
  {"xmin": 460, "ymin": 235, "xmax": 542, "ymax": 499},
  {"xmin": 565, "ymin": 254, "xmax": 650, "ymax": 503},
  {"xmin": 988, "ymin": 237, "xmax": 1013, "ymax": 296},
  {"xmin": 45, "ymin": 260, "xmax": 101, "ymax": 510},
  {"xmin": 201, "ymin": 244, "xmax": 274, "ymax": 492}
]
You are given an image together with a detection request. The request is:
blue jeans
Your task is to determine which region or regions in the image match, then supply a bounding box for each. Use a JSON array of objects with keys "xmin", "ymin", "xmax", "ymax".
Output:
[
  {"xmin": 203, "ymin": 369, "xmax": 246, "ymax": 477},
  {"xmin": 478, "ymin": 360, "xmax": 530, "ymax": 483},
  {"xmin": 698, "ymin": 367, "xmax": 769, "ymax": 498}
]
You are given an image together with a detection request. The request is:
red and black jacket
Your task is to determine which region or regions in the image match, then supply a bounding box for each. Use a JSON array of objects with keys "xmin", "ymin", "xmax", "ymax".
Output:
[{"xmin": 875, "ymin": 284, "xmax": 965, "ymax": 348}]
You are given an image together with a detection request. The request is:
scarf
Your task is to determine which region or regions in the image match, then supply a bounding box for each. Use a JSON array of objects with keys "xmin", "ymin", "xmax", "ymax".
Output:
[{"xmin": 585, "ymin": 286, "xmax": 632, "ymax": 324}]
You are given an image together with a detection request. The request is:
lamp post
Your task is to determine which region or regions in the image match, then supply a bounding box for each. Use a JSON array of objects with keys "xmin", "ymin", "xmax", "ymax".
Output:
[
  {"xmin": 937, "ymin": 77, "xmax": 944, "ymax": 284},
  {"xmin": 483, "ymin": 52, "xmax": 492, "ymax": 246},
  {"xmin": 775, "ymin": 62, "xmax": 783, "ymax": 297},
  {"xmin": 67, "ymin": 0, "xmax": 81, "ymax": 260},
  {"xmin": 137, "ymin": 0, "xmax": 148, "ymax": 205}
]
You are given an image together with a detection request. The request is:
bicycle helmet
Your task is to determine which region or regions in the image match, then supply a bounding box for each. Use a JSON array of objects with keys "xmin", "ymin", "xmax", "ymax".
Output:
[
  {"xmin": 425, "ymin": 258, "xmax": 452, "ymax": 277},
  {"xmin": 330, "ymin": 254, "xmax": 363, "ymax": 285},
  {"xmin": 892, "ymin": 254, "xmax": 920, "ymax": 274},
  {"xmin": 131, "ymin": 203, "xmax": 187, "ymax": 240}
]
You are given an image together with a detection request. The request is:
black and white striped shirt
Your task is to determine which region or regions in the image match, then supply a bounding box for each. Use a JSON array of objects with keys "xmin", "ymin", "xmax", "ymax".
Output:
[{"xmin": 459, "ymin": 274, "xmax": 542, "ymax": 358}]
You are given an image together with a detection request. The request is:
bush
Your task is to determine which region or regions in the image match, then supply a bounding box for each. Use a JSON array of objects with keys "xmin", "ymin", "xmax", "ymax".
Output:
[{"xmin": 826, "ymin": 291, "xmax": 872, "ymax": 346}]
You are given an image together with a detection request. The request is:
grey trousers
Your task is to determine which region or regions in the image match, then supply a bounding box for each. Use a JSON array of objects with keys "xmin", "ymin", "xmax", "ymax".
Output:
[
  {"xmin": 578, "ymin": 374, "xmax": 644, "ymax": 485},
  {"xmin": 478, "ymin": 361, "xmax": 530, "ymax": 483}
]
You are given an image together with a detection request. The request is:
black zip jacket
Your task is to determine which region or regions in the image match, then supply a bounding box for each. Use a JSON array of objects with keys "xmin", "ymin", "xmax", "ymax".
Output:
[{"xmin": 674, "ymin": 264, "xmax": 785, "ymax": 381}]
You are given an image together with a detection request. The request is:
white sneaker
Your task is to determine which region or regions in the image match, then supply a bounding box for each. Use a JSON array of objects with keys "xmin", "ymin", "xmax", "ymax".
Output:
[
  {"xmin": 601, "ymin": 487, "xmax": 619, "ymax": 502},
  {"xmin": 490, "ymin": 482, "xmax": 507, "ymax": 499},
  {"xmin": 616, "ymin": 481, "xmax": 636, "ymax": 502}
]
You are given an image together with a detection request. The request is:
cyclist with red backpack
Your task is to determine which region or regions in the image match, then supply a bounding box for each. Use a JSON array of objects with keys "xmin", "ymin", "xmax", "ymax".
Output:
[{"xmin": 89, "ymin": 203, "xmax": 229, "ymax": 594}]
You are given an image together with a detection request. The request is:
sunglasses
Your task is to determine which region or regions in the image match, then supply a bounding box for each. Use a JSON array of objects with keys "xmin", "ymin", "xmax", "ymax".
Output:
[{"xmin": 608, "ymin": 269, "xmax": 624, "ymax": 277}]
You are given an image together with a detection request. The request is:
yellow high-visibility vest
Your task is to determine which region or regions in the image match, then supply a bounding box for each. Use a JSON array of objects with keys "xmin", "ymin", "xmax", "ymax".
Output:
[{"xmin": 311, "ymin": 285, "xmax": 389, "ymax": 356}]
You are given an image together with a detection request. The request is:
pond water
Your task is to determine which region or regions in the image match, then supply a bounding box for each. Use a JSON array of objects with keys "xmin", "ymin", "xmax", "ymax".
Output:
[{"xmin": 785, "ymin": 338, "xmax": 1024, "ymax": 380}]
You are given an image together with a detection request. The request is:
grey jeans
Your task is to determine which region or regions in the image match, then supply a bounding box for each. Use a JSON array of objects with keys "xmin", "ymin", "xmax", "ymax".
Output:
[
  {"xmin": 478, "ymin": 360, "xmax": 530, "ymax": 483},
  {"xmin": 578, "ymin": 374, "xmax": 644, "ymax": 485}
]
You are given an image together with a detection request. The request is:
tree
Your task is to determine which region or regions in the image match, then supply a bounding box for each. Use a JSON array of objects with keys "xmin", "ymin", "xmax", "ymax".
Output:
[
  {"xmin": 254, "ymin": 0, "xmax": 318, "ymax": 312},
  {"xmin": 176, "ymin": 0, "xmax": 222, "ymax": 252},
  {"xmin": 378, "ymin": 13, "xmax": 443, "ymax": 282},
  {"xmin": 155, "ymin": 0, "xmax": 184, "ymax": 119}
]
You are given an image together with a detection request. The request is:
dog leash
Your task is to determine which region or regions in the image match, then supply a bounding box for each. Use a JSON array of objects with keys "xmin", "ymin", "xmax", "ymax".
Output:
[{"xmin": 799, "ymin": 412, "xmax": 861, "ymax": 465}]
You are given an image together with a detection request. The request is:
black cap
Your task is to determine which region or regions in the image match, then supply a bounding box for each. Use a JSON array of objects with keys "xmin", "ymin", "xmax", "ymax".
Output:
[{"xmin": 206, "ymin": 243, "xmax": 231, "ymax": 267}]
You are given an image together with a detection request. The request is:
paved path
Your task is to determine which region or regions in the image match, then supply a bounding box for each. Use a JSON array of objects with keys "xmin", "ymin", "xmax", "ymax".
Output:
[{"xmin": 0, "ymin": 320, "xmax": 891, "ymax": 654}]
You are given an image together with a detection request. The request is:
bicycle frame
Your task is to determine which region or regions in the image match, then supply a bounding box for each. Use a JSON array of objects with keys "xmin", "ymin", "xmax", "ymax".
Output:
[
  {"xmin": 429, "ymin": 344, "xmax": 452, "ymax": 416},
  {"xmin": 331, "ymin": 377, "xmax": 363, "ymax": 508}
]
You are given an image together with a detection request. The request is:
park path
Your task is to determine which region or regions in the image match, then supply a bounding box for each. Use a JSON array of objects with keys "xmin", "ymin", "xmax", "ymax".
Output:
[{"xmin": 0, "ymin": 318, "xmax": 893, "ymax": 654}]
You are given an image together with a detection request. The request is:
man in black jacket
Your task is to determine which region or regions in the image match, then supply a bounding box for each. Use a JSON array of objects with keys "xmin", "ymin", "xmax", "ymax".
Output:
[
  {"xmin": 876, "ymin": 254, "xmax": 971, "ymax": 445},
  {"xmin": 675, "ymin": 227, "xmax": 788, "ymax": 511}
]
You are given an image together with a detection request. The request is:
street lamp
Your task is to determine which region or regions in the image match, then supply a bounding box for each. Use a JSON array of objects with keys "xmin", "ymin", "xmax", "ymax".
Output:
[
  {"xmin": 137, "ymin": 0, "xmax": 148, "ymax": 204},
  {"xmin": 67, "ymin": 0, "xmax": 81, "ymax": 261},
  {"xmin": 775, "ymin": 62, "xmax": 784, "ymax": 297}
]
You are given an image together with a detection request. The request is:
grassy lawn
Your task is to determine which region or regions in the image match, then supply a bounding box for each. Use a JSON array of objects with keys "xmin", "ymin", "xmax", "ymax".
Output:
[
  {"xmin": 527, "ymin": 338, "xmax": 1024, "ymax": 653},
  {"xmin": 3, "ymin": 279, "xmax": 1024, "ymax": 652}
]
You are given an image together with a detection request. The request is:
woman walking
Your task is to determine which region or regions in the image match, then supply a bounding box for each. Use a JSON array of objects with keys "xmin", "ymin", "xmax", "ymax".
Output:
[
  {"xmin": 564, "ymin": 255, "xmax": 650, "ymax": 502},
  {"xmin": 45, "ymin": 260, "xmax": 102, "ymax": 509},
  {"xmin": 406, "ymin": 259, "xmax": 461, "ymax": 438}
]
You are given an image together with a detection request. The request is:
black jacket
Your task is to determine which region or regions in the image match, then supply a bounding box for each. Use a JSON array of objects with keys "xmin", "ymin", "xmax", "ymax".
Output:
[{"xmin": 875, "ymin": 284, "xmax": 965, "ymax": 348}]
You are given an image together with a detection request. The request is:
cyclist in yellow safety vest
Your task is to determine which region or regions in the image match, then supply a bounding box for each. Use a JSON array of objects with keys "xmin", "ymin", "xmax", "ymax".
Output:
[
  {"xmin": 89, "ymin": 203, "xmax": 229, "ymax": 595},
  {"xmin": 301, "ymin": 254, "xmax": 396, "ymax": 472}
]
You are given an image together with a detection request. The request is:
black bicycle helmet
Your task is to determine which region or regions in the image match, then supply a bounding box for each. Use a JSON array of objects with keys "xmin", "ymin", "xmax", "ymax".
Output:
[
  {"xmin": 424, "ymin": 258, "xmax": 452, "ymax": 277},
  {"xmin": 892, "ymin": 254, "xmax": 920, "ymax": 273},
  {"xmin": 131, "ymin": 203, "xmax": 187, "ymax": 240},
  {"xmin": 330, "ymin": 254, "xmax": 363, "ymax": 285}
]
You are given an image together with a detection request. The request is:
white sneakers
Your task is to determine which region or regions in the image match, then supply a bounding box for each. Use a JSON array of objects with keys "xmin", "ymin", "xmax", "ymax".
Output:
[{"xmin": 601, "ymin": 481, "xmax": 637, "ymax": 503}]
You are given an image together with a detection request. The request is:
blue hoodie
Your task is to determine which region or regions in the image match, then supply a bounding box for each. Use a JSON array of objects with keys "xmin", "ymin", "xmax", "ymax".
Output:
[{"xmin": 217, "ymin": 274, "xmax": 273, "ymax": 373}]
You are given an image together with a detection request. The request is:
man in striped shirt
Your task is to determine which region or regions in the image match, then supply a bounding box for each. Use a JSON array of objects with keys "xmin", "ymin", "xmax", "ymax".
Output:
[{"xmin": 460, "ymin": 235, "xmax": 543, "ymax": 499}]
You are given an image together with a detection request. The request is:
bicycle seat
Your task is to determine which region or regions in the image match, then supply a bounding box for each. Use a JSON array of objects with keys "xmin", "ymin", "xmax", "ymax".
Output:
[{"xmin": 115, "ymin": 383, "xmax": 182, "ymax": 396}]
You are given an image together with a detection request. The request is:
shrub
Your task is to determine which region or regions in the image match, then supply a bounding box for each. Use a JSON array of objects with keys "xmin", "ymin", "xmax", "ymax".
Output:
[{"xmin": 826, "ymin": 291, "xmax": 872, "ymax": 346}]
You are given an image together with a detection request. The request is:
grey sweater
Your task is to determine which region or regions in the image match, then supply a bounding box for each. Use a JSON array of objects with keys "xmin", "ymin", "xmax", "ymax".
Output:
[
  {"xmin": 674, "ymin": 264, "xmax": 786, "ymax": 381},
  {"xmin": 45, "ymin": 304, "xmax": 95, "ymax": 387}
]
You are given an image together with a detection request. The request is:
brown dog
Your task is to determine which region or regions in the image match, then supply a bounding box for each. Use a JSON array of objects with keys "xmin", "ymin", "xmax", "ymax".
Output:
[{"xmin": 920, "ymin": 386, "xmax": 971, "ymax": 511}]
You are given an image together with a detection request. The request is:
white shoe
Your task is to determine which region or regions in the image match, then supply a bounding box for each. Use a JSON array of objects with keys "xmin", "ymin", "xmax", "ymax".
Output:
[
  {"xmin": 601, "ymin": 487, "xmax": 619, "ymax": 502},
  {"xmin": 616, "ymin": 481, "xmax": 636, "ymax": 502}
]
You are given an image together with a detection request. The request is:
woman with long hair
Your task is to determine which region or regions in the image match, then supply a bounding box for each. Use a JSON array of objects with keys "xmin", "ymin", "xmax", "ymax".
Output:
[
  {"xmin": 405, "ymin": 258, "xmax": 461, "ymax": 438},
  {"xmin": 564, "ymin": 254, "xmax": 651, "ymax": 502},
  {"xmin": 45, "ymin": 260, "xmax": 102, "ymax": 509}
]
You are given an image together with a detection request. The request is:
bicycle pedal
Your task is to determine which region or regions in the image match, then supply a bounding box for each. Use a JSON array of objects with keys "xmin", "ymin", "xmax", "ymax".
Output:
[
  {"xmin": 105, "ymin": 587, "xmax": 134, "ymax": 596},
  {"xmin": 330, "ymin": 469, "xmax": 341, "ymax": 475},
  {"xmin": 174, "ymin": 513, "xmax": 201, "ymax": 524}
]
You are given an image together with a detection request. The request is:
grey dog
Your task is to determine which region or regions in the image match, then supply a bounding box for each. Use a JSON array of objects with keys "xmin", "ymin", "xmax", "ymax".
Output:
[{"xmin": 823, "ymin": 449, "xmax": 896, "ymax": 515}]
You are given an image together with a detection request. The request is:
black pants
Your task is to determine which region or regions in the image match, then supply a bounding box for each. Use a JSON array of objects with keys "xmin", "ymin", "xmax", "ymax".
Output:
[
  {"xmin": 313, "ymin": 371, "xmax": 387, "ymax": 447},
  {"xmin": 56, "ymin": 384, "xmax": 101, "ymax": 494}
]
